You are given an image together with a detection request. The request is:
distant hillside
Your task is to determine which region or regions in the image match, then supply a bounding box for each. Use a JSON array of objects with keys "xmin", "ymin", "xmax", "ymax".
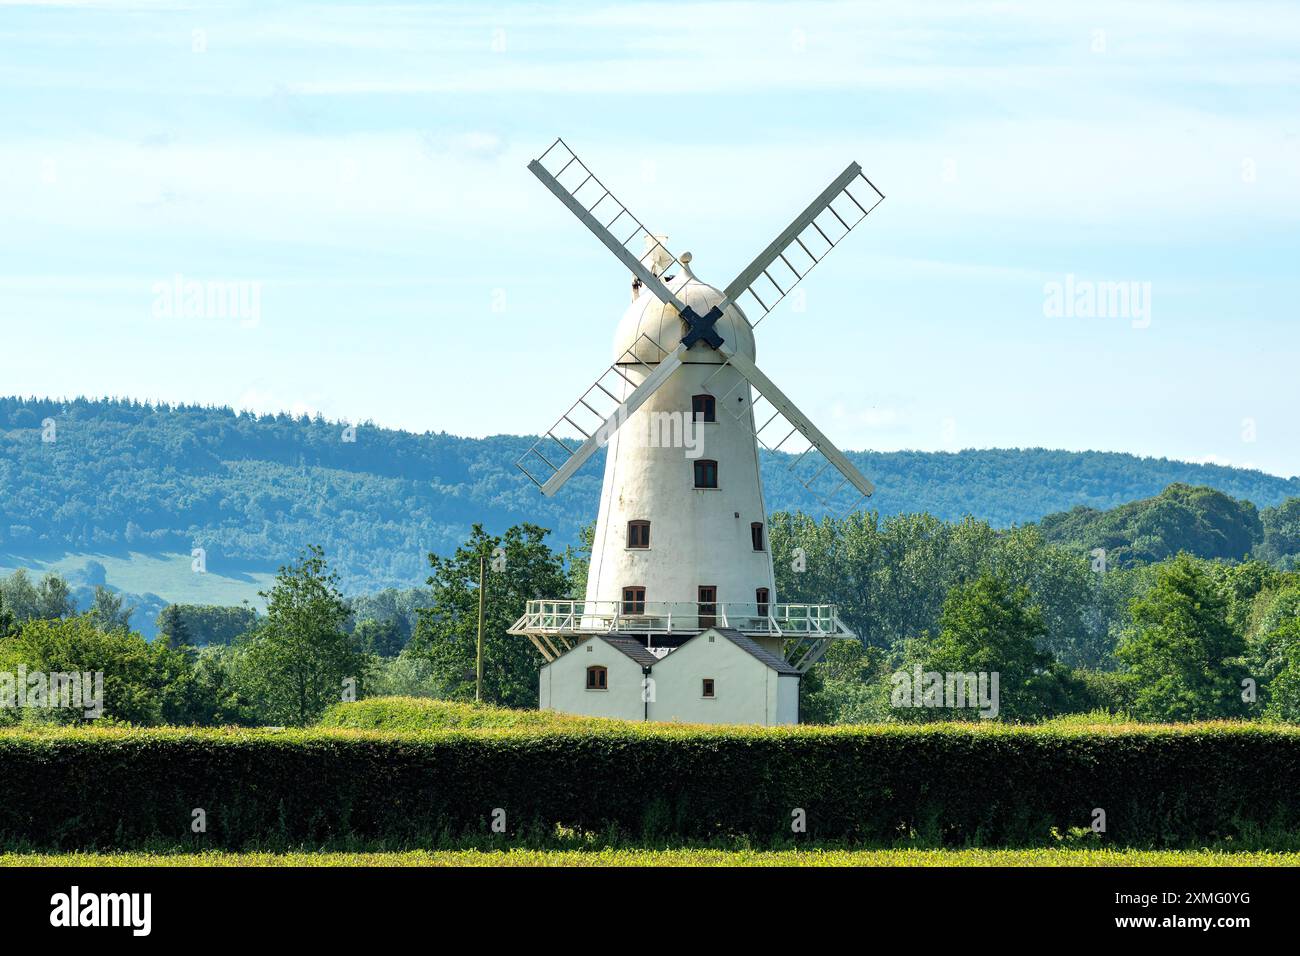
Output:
[
  {"xmin": 1039, "ymin": 483, "xmax": 1259, "ymax": 567},
  {"xmin": 2, "ymin": 397, "xmax": 1298, "ymax": 597}
]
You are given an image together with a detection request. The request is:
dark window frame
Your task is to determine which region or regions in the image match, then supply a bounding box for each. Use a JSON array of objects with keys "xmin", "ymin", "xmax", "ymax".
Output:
[
  {"xmin": 586, "ymin": 665, "xmax": 608, "ymax": 690},
  {"xmin": 702, "ymin": 678, "xmax": 716, "ymax": 699},
  {"xmin": 698, "ymin": 585, "xmax": 717, "ymax": 628},
  {"xmin": 627, "ymin": 520, "xmax": 651, "ymax": 549},
  {"xmin": 692, "ymin": 394, "xmax": 717, "ymax": 423},
  {"xmin": 755, "ymin": 587, "xmax": 770, "ymax": 616},
  {"xmin": 751, "ymin": 521, "xmax": 765, "ymax": 551},
  {"xmin": 622, "ymin": 586, "xmax": 647, "ymax": 615},
  {"xmin": 693, "ymin": 458, "xmax": 719, "ymax": 489}
]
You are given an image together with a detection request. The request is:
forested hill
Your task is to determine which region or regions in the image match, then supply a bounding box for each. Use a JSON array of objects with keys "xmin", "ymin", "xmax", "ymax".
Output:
[{"xmin": 1, "ymin": 396, "xmax": 1298, "ymax": 593}]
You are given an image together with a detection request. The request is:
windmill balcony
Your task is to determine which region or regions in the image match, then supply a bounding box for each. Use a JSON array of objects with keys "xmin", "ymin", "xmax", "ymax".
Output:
[{"xmin": 508, "ymin": 599, "xmax": 851, "ymax": 639}]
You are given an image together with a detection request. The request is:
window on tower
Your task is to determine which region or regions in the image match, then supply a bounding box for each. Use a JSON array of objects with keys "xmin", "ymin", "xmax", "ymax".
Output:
[
  {"xmin": 692, "ymin": 394, "xmax": 716, "ymax": 423},
  {"xmin": 755, "ymin": 587, "xmax": 770, "ymax": 616},
  {"xmin": 694, "ymin": 459, "xmax": 718, "ymax": 489},
  {"xmin": 698, "ymin": 585, "xmax": 717, "ymax": 628},
  {"xmin": 622, "ymin": 586, "xmax": 646, "ymax": 615},
  {"xmin": 751, "ymin": 522, "xmax": 765, "ymax": 551},
  {"xmin": 586, "ymin": 665, "xmax": 607, "ymax": 690},
  {"xmin": 627, "ymin": 520, "xmax": 650, "ymax": 549}
]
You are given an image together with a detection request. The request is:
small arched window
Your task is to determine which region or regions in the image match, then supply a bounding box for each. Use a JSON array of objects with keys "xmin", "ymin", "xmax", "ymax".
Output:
[
  {"xmin": 755, "ymin": 587, "xmax": 770, "ymax": 616},
  {"xmin": 586, "ymin": 665, "xmax": 607, "ymax": 690},
  {"xmin": 694, "ymin": 459, "xmax": 718, "ymax": 489},
  {"xmin": 627, "ymin": 520, "xmax": 650, "ymax": 549}
]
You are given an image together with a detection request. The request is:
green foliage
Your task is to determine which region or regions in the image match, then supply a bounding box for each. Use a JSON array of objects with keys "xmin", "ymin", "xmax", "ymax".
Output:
[
  {"xmin": 0, "ymin": 570, "xmax": 76, "ymax": 622},
  {"xmin": 1039, "ymin": 483, "xmax": 1264, "ymax": 568},
  {"xmin": 409, "ymin": 523, "xmax": 567, "ymax": 709},
  {"xmin": 771, "ymin": 511, "xmax": 1115, "ymax": 668},
  {"xmin": 88, "ymin": 585, "xmax": 134, "ymax": 632},
  {"xmin": 2, "ymin": 722, "xmax": 1298, "ymax": 850},
  {"xmin": 1263, "ymin": 620, "xmax": 1300, "ymax": 722},
  {"xmin": 364, "ymin": 652, "xmax": 443, "ymax": 699},
  {"xmin": 0, "ymin": 616, "xmax": 173, "ymax": 725},
  {"xmin": 1118, "ymin": 554, "xmax": 1249, "ymax": 721},
  {"xmin": 319, "ymin": 696, "xmax": 629, "ymax": 731},
  {"xmin": 354, "ymin": 618, "xmax": 406, "ymax": 658},
  {"xmin": 898, "ymin": 576, "xmax": 1084, "ymax": 721},
  {"xmin": 233, "ymin": 546, "xmax": 371, "ymax": 726},
  {"xmin": 168, "ymin": 604, "xmax": 259, "ymax": 647},
  {"xmin": 154, "ymin": 604, "xmax": 191, "ymax": 650},
  {"xmin": 1258, "ymin": 498, "xmax": 1300, "ymax": 568},
  {"xmin": 4, "ymin": 397, "xmax": 1298, "ymax": 595}
]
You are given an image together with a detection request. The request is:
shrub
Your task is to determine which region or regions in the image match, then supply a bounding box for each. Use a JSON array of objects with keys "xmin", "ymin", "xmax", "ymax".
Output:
[
  {"xmin": 318, "ymin": 697, "xmax": 630, "ymax": 732},
  {"xmin": 1, "ymin": 721, "xmax": 1298, "ymax": 850}
]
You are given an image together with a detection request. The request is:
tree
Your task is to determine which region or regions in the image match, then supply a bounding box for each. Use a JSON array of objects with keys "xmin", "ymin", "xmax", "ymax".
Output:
[
  {"xmin": 354, "ymin": 617, "xmax": 406, "ymax": 658},
  {"xmin": 0, "ymin": 570, "xmax": 40, "ymax": 621},
  {"xmin": 410, "ymin": 523, "xmax": 568, "ymax": 709},
  {"xmin": 1117, "ymin": 554, "xmax": 1248, "ymax": 721},
  {"xmin": 89, "ymin": 585, "xmax": 134, "ymax": 632},
  {"xmin": 0, "ymin": 615, "xmax": 160, "ymax": 724},
  {"xmin": 902, "ymin": 575, "xmax": 1081, "ymax": 721},
  {"xmin": 155, "ymin": 604, "xmax": 192, "ymax": 649},
  {"xmin": 1262, "ymin": 619, "xmax": 1300, "ymax": 721},
  {"xmin": 0, "ymin": 592, "xmax": 15, "ymax": 638},
  {"xmin": 234, "ymin": 545, "xmax": 370, "ymax": 725},
  {"xmin": 36, "ymin": 573, "xmax": 76, "ymax": 620},
  {"xmin": 1258, "ymin": 498, "xmax": 1300, "ymax": 568}
]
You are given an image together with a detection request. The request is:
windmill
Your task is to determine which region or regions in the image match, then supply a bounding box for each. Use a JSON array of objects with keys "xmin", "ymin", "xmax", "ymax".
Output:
[{"xmin": 510, "ymin": 137, "xmax": 884, "ymax": 696}]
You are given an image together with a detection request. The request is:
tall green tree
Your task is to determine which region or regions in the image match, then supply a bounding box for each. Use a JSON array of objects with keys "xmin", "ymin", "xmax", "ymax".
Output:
[
  {"xmin": 89, "ymin": 585, "xmax": 134, "ymax": 632},
  {"xmin": 1262, "ymin": 619, "xmax": 1300, "ymax": 721},
  {"xmin": 903, "ymin": 575, "xmax": 1081, "ymax": 721},
  {"xmin": 235, "ymin": 545, "xmax": 370, "ymax": 725},
  {"xmin": 155, "ymin": 604, "xmax": 192, "ymax": 649},
  {"xmin": 36, "ymin": 573, "xmax": 76, "ymax": 620},
  {"xmin": 410, "ymin": 523, "xmax": 568, "ymax": 709},
  {"xmin": 1117, "ymin": 553, "xmax": 1248, "ymax": 720}
]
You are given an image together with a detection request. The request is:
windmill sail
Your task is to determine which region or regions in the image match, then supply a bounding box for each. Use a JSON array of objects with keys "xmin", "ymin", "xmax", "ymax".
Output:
[
  {"xmin": 721, "ymin": 163, "xmax": 884, "ymax": 329},
  {"xmin": 516, "ymin": 336, "xmax": 687, "ymax": 496},
  {"xmin": 530, "ymin": 138, "xmax": 687, "ymax": 311},
  {"xmin": 705, "ymin": 347, "xmax": 874, "ymax": 515}
]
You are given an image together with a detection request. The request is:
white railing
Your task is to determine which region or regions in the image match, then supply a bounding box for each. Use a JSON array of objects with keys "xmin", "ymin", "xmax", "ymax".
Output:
[{"xmin": 508, "ymin": 600, "xmax": 851, "ymax": 639}]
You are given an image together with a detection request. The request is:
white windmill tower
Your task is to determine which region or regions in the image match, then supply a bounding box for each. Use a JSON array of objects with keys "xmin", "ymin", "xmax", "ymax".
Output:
[{"xmin": 511, "ymin": 139, "xmax": 884, "ymax": 725}]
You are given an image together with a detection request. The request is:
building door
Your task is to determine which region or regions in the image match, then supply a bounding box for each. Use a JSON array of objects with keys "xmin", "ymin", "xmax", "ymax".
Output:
[{"xmin": 698, "ymin": 585, "xmax": 717, "ymax": 629}]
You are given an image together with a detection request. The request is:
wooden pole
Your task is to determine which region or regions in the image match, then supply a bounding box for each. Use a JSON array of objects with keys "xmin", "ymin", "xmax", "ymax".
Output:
[{"xmin": 476, "ymin": 552, "xmax": 486, "ymax": 703}]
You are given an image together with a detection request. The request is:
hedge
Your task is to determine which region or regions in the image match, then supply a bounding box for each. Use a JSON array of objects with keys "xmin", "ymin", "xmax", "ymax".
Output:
[
  {"xmin": 1, "ymin": 723, "xmax": 1298, "ymax": 849},
  {"xmin": 318, "ymin": 697, "xmax": 631, "ymax": 732}
]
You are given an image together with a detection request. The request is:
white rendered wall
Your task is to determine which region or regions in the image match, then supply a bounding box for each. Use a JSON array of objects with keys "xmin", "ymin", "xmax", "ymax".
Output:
[
  {"xmin": 540, "ymin": 638, "xmax": 647, "ymax": 721},
  {"xmin": 647, "ymin": 632, "xmax": 791, "ymax": 725},
  {"xmin": 585, "ymin": 277, "xmax": 777, "ymax": 622}
]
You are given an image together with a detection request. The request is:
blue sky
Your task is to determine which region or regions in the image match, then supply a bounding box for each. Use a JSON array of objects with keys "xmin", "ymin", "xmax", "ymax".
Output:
[{"xmin": 2, "ymin": 1, "xmax": 1298, "ymax": 475}]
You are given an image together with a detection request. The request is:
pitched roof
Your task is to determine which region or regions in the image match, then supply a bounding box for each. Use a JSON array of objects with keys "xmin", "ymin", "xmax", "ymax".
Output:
[
  {"xmin": 706, "ymin": 628, "xmax": 801, "ymax": 675},
  {"xmin": 599, "ymin": 636, "xmax": 659, "ymax": 668}
]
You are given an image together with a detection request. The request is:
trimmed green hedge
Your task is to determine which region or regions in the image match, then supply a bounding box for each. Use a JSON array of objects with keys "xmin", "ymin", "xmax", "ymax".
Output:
[
  {"xmin": 318, "ymin": 697, "xmax": 631, "ymax": 732},
  {"xmin": 1, "ymin": 723, "xmax": 1298, "ymax": 849}
]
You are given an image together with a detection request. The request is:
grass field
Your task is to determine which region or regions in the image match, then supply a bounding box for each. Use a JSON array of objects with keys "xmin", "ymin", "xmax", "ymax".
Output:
[
  {"xmin": 3, "ymin": 848, "xmax": 1298, "ymax": 867},
  {"xmin": 0, "ymin": 549, "xmax": 272, "ymax": 608}
]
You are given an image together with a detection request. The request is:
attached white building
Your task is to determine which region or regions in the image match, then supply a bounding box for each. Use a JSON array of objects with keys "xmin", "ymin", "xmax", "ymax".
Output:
[{"xmin": 540, "ymin": 627, "xmax": 801, "ymax": 726}]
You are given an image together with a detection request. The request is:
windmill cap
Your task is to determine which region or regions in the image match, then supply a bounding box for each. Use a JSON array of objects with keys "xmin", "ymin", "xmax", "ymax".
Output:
[{"xmin": 614, "ymin": 269, "xmax": 756, "ymax": 366}]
